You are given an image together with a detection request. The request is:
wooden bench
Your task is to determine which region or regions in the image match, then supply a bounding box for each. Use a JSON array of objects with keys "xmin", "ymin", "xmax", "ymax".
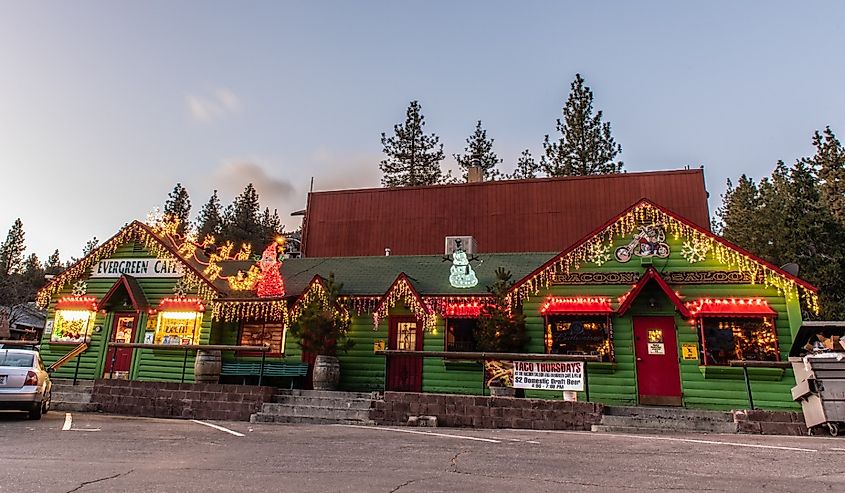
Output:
[{"xmin": 220, "ymin": 361, "xmax": 309, "ymax": 387}]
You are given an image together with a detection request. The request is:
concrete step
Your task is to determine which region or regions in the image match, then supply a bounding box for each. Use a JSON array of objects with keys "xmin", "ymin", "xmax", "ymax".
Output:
[
  {"xmin": 250, "ymin": 413, "xmax": 374, "ymax": 426},
  {"xmin": 51, "ymin": 391, "xmax": 93, "ymax": 403},
  {"xmin": 275, "ymin": 389, "xmax": 378, "ymax": 400},
  {"xmin": 270, "ymin": 395, "xmax": 375, "ymax": 409},
  {"xmin": 596, "ymin": 415, "xmax": 738, "ymax": 434},
  {"xmin": 258, "ymin": 403, "xmax": 372, "ymax": 421},
  {"xmin": 603, "ymin": 406, "xmax": 733, "ymax": 421},
  {"xmin": 52, "ymin": 401, "xmax": 98, "ymax": 412},
  {"xmin": 50, "ymin": 379, "xmax": 95, "ymax": 388}
]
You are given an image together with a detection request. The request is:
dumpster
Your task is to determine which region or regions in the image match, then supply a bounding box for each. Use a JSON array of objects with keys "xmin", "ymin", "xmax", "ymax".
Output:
[{"xmin": 789, "ymin": 322, "xmax": 845, "ymax": 436}]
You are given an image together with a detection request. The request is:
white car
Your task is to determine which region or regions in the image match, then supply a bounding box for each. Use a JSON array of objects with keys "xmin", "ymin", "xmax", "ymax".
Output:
[{"xmin": 0, "ymin": 348, "xmax": 52, "ymax": 420}]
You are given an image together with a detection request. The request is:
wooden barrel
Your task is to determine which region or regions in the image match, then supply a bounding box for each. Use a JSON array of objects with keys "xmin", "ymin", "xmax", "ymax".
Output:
[
  {"xmin": 313, "ymin": 355, "xmax": 340, "ymax": 391},
  {"xmin": 194, "ymin": 349, "xmax": 222, "ymax": 384}
]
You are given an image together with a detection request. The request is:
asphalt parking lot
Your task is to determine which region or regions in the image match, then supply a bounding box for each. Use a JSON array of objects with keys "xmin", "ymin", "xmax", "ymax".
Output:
[{"xmin": 1, "ymin": 410, "xmax": 844, "ymax": 492}]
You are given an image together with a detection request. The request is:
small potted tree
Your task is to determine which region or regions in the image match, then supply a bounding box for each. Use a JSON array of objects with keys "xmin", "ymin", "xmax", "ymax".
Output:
[
  {"xmin": 474, "ymin": 267, "xmax": 529, "ymax": 397},
  {"xmin": 289, "ymin": 274, "xmax": 354, "ymax": 390}
]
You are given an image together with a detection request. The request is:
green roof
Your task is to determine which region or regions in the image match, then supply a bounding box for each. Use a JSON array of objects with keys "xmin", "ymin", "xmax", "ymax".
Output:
[{"xmin": 270, "ymin": 253, "xmax": 557, "ymax": 297}]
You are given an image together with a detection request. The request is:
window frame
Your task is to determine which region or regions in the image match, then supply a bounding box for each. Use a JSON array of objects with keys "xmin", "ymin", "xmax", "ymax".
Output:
[
  {"xmin": 238, "ymin": 321, "xmax": 286, "ymax": 357},
  {"xmin": 543, "ymin": 314, "xmax": 614, "ymax": 362},
  {"xmin": 444, "ymin": 317, "xmax": 479, "ymax": 353},
  {"xmin": 697, "ymin": 316, "xmax": 779, "ymax": 366}
]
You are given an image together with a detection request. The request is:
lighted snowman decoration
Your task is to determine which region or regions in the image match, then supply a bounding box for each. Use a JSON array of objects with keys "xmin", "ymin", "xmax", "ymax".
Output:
[{"xmin": 449, "ymin": 239, "xmax": 478, "ymax": 289}]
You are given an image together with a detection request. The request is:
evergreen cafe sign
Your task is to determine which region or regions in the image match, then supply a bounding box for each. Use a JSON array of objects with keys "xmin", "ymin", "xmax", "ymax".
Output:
[{"xmin": 90, "ymin": 257, "xmax": 185, "ymax": 278}]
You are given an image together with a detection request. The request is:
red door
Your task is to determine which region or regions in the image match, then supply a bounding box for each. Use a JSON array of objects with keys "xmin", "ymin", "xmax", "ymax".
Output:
[
  {"xmin": 633, "ymin": 316, "xmax": 682, "ymax": 406},
  {"xmin": 104, "ymin": 314, "xmax": 137, "ymax": 378},
  {"xmin": 386, "ymin": 316, "xmax": 423, "ymax": 392}
]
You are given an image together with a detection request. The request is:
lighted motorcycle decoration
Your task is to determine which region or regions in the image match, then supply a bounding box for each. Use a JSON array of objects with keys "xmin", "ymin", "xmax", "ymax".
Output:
[{"xmin": 614, "ymin": 223, "xmax": 670, "ymax": 263}]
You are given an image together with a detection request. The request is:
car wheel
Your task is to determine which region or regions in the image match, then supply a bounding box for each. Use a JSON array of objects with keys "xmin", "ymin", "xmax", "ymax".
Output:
[
  {"xmin": 28, "ymin": 403, "xmax": 43, "ymax": 420},
  {"xmin": 42, "ymin": 390, "xmax": 51, "ymax": 415}
]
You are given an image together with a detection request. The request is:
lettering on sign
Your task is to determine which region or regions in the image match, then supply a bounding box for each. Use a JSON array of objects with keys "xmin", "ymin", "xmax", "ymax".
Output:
[
  {"xmin": 511, "ymin": 361, "xmax": 584, "ymax": 391},
  {"xmin": 647, "ymin": 342, "xmax": 665, "ymax": 355},
  {"xmin": 681, "ymin": 343, "xmax": 699, "ymax": 360},
  {"xmin": 90, "ymin": 258, "xmax": 185, "ymax": 278}
]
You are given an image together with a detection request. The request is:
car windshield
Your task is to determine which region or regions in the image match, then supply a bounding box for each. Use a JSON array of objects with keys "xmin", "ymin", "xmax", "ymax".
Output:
[{"xmin": 0, "ymin": 351, "xmax": 35, "ymax": 367}]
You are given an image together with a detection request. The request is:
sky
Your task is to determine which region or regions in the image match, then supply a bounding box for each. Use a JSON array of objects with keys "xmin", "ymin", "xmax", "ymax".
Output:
[{"xmin": 1, "ymin": 1, "xmax": 843, "ymax": 262}]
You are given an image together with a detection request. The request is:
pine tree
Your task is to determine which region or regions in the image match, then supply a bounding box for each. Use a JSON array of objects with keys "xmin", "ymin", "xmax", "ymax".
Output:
[
  {"xmin": 288, "ymin": 274, "xmax": 354, "ymax": 356},
  {"xmin": 541, "ymin": 74, "xmax": 623, "ymax": 176},
  {"xmin": 44, "ymin": 249, "xmax": 63, "ymax": 275},
  {"xmin": 716, "ymin": 176, "xmax": 763, "ymax": 253},
  {"xmin": 0, "ymin": 219, "xmax": 25, "ymax": 276},
  {"xmin": 222, "ymin": 184, "xmax": 264, "ymax": 250},
  {"xmin": 380, "ymin": 100, "xmax": 448, "ymax": 187},
  {"xmin": 82, "ymin": 237, "xmax": 99, "ymax": 256},
  {"xmin": 811, "ymin": 127, "xmax": 845, "ymax": 226},
  {"xmin": 164, "ymin": 183, "xmax": 192, "ymax": 235},
  {"xmin": 260, "ymin": 208, "xmax": 283, "ymax": 244},
  {"xmin": 474, "ymin": 268, "xmax": 529, "ymax": 352},
  {"xmin": 195, "ymin": 190, "xmax": 224, "ymax": 242},
  {"xmin": 453, "ymin": 121, "xmax": 502, "ymax": 181},
  {"xmin": 509, "ymin": 149, "xmax": 541, "ymax": 180},
  {"xmin": 22, "ymin": 253, "xmax": 45, "ymax": 295}
]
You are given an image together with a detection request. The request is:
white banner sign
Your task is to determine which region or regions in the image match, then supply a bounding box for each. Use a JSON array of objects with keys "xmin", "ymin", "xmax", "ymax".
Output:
[
  {"xmin": 512, "ymin": 361, "xmax": 585, "ymax": 391},
  {"xmin": 90, "ymin": 258, "xmax": 185, "ymax": 278}
]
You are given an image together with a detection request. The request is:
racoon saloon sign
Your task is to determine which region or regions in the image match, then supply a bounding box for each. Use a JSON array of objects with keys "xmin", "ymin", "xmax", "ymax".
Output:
[
  {"xmin": 90, "ymin": 258, "xmax": 185, "ymax": 278},
  {"xmin": 512, "ymin": 361, "xmax": 585, "ymax": 391}
]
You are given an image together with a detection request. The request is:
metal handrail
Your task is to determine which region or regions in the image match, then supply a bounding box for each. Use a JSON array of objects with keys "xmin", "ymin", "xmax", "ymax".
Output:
[
  {"xmin": 375, "ymin": 350, "xmax": 601, "ymax": 362},
  {"xmin": 728, "ymin": 359, "xmax": 791, "ymax": 410},
  {"xmin": 376, "ymin": 350, "xmax": 600, "ymax": 400},
  {"xmin": 0, "ymin": 339, "xmax": 39, "ymax": 346},
  {"xmin": 106, "ymin": 343, "xmax": 271, "ymax": 384}
]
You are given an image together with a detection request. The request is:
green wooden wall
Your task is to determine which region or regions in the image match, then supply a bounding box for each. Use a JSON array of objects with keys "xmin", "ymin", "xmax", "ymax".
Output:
[{"xmin": 40, "ymin": 242, "xmax": 212, "ymax": 383}]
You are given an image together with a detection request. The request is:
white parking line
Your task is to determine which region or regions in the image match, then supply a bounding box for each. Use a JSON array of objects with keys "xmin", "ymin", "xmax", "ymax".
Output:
[
  {"xmin": 521, "ymin": 430, "xmax": 817, "ymax": 452},
  {"xmin": 61, "ymin": 413, "xmax": 72, "ymax": 431},
  {"xmin": 190, "ymin": 419, "xmax": 245, "ymax": 437},
  {"xmin": 336, "ymin": 424, "xmax": 501, "ymax": 443}
]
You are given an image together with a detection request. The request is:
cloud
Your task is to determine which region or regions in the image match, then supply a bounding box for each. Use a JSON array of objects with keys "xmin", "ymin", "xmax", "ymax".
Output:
[
  {"xmin": 308, "ymin": 149, "xmax": 382, "ymax": 191},
  {"xmin": 186, "ymin": 88, "xmax": 242, "ymax": 122},
  {"xmin": 212, "ymin": 161, "xmax": 296, "ymax": 205}
]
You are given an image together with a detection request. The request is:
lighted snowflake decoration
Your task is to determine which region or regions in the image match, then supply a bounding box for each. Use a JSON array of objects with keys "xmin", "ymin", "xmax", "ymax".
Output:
[
  {"xmin": 71, "ymin": 280, "xmax": 88, "ymax": 296},
  {"xmin": 587, "ymin": 242, "xmax": 612, "ymax": 266},
  {"xmin": 681, "ymin": 239, "xmax": 711, "ymax": 263},
  {"xmin": 172, "ymin": 278, "xmax": 195, "ymax": 298}
]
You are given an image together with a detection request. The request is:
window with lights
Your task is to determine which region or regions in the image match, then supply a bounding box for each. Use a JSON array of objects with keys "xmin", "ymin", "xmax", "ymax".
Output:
[
  {"xmin": 544, "ymin": 316, "xmax": 613, "ymax": 362},
  {"xmin": 699, "ymin": 317, "xmax": 779, "ymax": 365},
  {"xmin": 239, "ymin": 322, "xmax": 286, "ymax": 355},
  {"xmin": 445, "ymin": 318, "xmax": 478, "ymax": 352}
]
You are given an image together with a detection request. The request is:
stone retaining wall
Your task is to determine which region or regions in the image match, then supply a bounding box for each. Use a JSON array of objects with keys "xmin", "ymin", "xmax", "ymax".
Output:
[
  {"xmin": 91, "ymin": 379, "xmax": 274, "ymax": 421},
  {"xmin": 371, "ymin": 392, "xmax": 603, "ymax": 430},
  {"xmin": 733, "ymin": 409, "xmax": 808, "ymax": 436}
]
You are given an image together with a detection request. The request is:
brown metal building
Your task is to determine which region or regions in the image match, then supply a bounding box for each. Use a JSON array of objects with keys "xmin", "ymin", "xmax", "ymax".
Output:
[{"xmin": 301, "ymin": 169, "xmax": 710, "ymax": 257}]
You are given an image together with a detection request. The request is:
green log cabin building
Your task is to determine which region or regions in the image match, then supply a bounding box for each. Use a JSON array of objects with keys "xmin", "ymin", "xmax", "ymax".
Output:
[{"xmin": 36, "ymin": 195, "xmax": 819, "ymax": 411}]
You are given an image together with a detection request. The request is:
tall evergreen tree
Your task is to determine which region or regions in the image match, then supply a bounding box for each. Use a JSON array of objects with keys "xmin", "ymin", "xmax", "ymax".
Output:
[
  {"xmin": 542, "ymin": 74, "xmax": 623, "ymax": 176},
  {"xmin": 453, "ymin": 121, "xmax": 502, "ymax": 181},
  {"xmin": 164, "ymin": 183, "xmax": 192, "ymax": 235},
  {"xmin": 811, "ymin": 127, "xmax": 845, "ymax": 226},
  {"xmin": 82, "ymin": 236, "xmax": 99, "ymax": 256},
  {"xmin": 260, "ymin": 207, "xmax": 283, "ymax": 243},
  {"xmin": 474, "ymin": 268, "xmax": 529, "ymax": 352},
  {"xmin": 222, "ymin": 183, "xmax": 264, "ymax": 250},
  {"xmin": 0, "ymin": 219, "xmax": 25, "ymax": 276},
  {"xmin": 195, "ymin": 190, "xmax": 224, "ymax": 242},
  {"xmin": 716, "ymin": 175, "xmax": 762, "ymax": 251},
  {"xmin": 22, "ymin": 253, "xmax": 45, "ymax": 295},
  {"xmin": 380, "ymin": 100, "xmax": 448, "ymax": 187},
  {"xmin": 509, "ymin": 149, "xmax": 541, "ymax": 180},
  {"xmin": 44, "ymin": 249, "xmax": 63, "ymax": 276}
]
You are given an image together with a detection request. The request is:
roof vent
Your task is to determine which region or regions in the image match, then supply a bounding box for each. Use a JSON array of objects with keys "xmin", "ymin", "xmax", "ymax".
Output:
[{"xmin": 445, "ymin": 236, "xmax": 476, "ymax": 255}]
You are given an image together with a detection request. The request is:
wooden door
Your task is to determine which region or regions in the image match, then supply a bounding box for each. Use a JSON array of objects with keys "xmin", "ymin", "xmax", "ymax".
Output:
[
  {"xmin": 386, "ymin": 316, "xmax": 423, "ymax": 392},
  {"xmin": 104, "ymin": 314, "xmax": 137, "ymax": 377},
  {"xmin": 633, "ymin": 316, "xmax": 682, "ymax": 406}
]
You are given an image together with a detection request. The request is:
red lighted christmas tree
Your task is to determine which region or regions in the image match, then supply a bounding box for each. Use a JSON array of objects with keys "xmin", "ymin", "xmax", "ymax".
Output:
[{"xmin": 256, "ymin": 242, "xmax": 285, "ymax": 297}]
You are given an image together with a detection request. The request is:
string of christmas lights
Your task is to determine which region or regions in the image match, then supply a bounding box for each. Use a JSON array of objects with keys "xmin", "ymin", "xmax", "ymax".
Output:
[
  {"xmin": 372, "ymin": 276, "xmax": 436, "ymax": 333},
  {"xmin": 509, "ymin": 200, "xmax": 820, "ymax": 314},
  {"xmin": 211, "ymin": 299, "xmax": 288, "ymax": 322}
]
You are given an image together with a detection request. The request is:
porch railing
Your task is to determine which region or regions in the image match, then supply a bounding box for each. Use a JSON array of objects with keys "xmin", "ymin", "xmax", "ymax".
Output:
[
  {"xmin": 48, "ymin": 342, "xmax": 89, "ymax": 384},
  {"xmin": 728, "ymin": 359, "xmax": 792, "ymax": 410},
  {"xmin": 376, "ymin": 350, "xmax": 601, "ymax": 400},
  {"xmin": 107, "ymin": 343, "xmax": 270, "ymax": 384}
]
